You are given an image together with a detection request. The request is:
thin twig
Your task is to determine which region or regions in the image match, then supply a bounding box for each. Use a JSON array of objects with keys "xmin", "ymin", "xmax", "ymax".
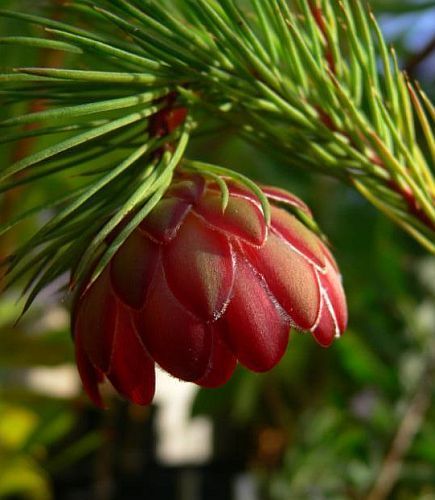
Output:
[
  {"xmin": 405, "ymin": 35, "xmax": 435, "ymax": 76},
  {"xmin": 366, "ymin": 351, "xmax": 435, "ymax": 500}
]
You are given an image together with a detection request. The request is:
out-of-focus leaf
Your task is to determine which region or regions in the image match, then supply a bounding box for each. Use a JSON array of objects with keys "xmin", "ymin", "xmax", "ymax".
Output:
[
  {"xmin": 412, "ymin": 424, "xmax": 435, "ymax": 462},
  {"xmin": 416, "ymin": 257, "xmax": 435, "ymax": 296},
  {"xmin": 371, "ymin": 0, "xmax": 435, "ymax": 13},
  {"xmin": 231, "ymin": 370, "xmax": 263, "ymax": 423},
  {"xmin": 22, "ymin": 407, "xmax": 75, "ymax": 451},
  {"xmin": 0, "ymin": 404, "xmax": 38, "ymax": 450},
  {"xmin": 192, "ymin": 367, "xmax": 263, "ymax": 423},
  {"xmin": 45, "ymin": 431, "xmax": 102, "ymax": 474},
  {"xmin": 335, "ymin": 331, "xmax": 397, "ymax": 391},
  {"xmin": 0, "ymin": 455, "xmax": 51, "ymax": 500},
  {"xmin": 0, "ymin": 298, "xmax": 21, "ymax": 329},
  {"xmin": 0, "ymin": 328, "xmax": 73, "ymax": 366}
]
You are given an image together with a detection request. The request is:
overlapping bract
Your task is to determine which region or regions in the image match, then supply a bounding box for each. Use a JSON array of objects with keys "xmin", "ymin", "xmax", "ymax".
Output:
[{"xmin": 73, "ymin": 174, "xmax": 347, "ymax": 406}]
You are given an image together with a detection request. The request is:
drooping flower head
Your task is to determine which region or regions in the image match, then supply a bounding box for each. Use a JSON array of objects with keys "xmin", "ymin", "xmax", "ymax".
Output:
[{"xmin": 73, "ymin": 173, "xmax": 347, "ymax": 406}]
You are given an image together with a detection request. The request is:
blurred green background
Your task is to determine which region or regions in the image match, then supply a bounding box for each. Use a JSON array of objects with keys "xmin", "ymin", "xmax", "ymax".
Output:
[{"xmin": 0, "ymin": 1, "xmax": 434, "ymax": 499}]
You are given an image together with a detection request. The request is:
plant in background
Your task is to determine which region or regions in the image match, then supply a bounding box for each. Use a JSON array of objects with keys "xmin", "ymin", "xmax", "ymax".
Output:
[{"xmin": 0, "ymin": 1, "xmax": 432, "ymax": 401}]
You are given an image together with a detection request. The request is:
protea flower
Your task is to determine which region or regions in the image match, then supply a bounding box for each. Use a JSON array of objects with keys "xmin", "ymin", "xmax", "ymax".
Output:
[{"xmin": 73, "ymin": 174, "xmax": 347, "ymax": 407}]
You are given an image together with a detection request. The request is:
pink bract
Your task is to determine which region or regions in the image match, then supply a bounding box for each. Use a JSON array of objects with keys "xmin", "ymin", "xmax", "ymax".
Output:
[{"xmin": 73, "ymin": 174, "xmax": 347, "ymax": 407}]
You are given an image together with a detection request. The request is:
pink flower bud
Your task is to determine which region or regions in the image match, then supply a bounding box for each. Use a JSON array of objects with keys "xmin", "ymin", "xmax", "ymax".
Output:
[{"xmin": 73, "ymin": 174, "xmax": 347, "ymax": 406}]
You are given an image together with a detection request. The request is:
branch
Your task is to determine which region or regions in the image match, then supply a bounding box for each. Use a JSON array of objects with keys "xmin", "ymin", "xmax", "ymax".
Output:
[
  {"xmin": 366, "ymin": 349, "xmax": 435, "ymax": 500},
  {"xmin": 405, "ymin": 35, "xmax": 435, "ymax": 76}
]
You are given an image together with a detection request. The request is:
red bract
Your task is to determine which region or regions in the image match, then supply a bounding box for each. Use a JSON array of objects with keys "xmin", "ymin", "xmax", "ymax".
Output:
[{"xmin": 73, "ymin": 174, "xmax": 347, "ymax": 407}]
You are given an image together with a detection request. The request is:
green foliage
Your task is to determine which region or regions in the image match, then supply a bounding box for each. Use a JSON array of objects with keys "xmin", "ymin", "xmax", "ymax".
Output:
[
  {"xmin": 0, "ymin": 1, "xmax": 434, "ymax": 499},
  {"xmin": 0, "ymin": 0, "xmax": 433, "ymax": 310}
]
